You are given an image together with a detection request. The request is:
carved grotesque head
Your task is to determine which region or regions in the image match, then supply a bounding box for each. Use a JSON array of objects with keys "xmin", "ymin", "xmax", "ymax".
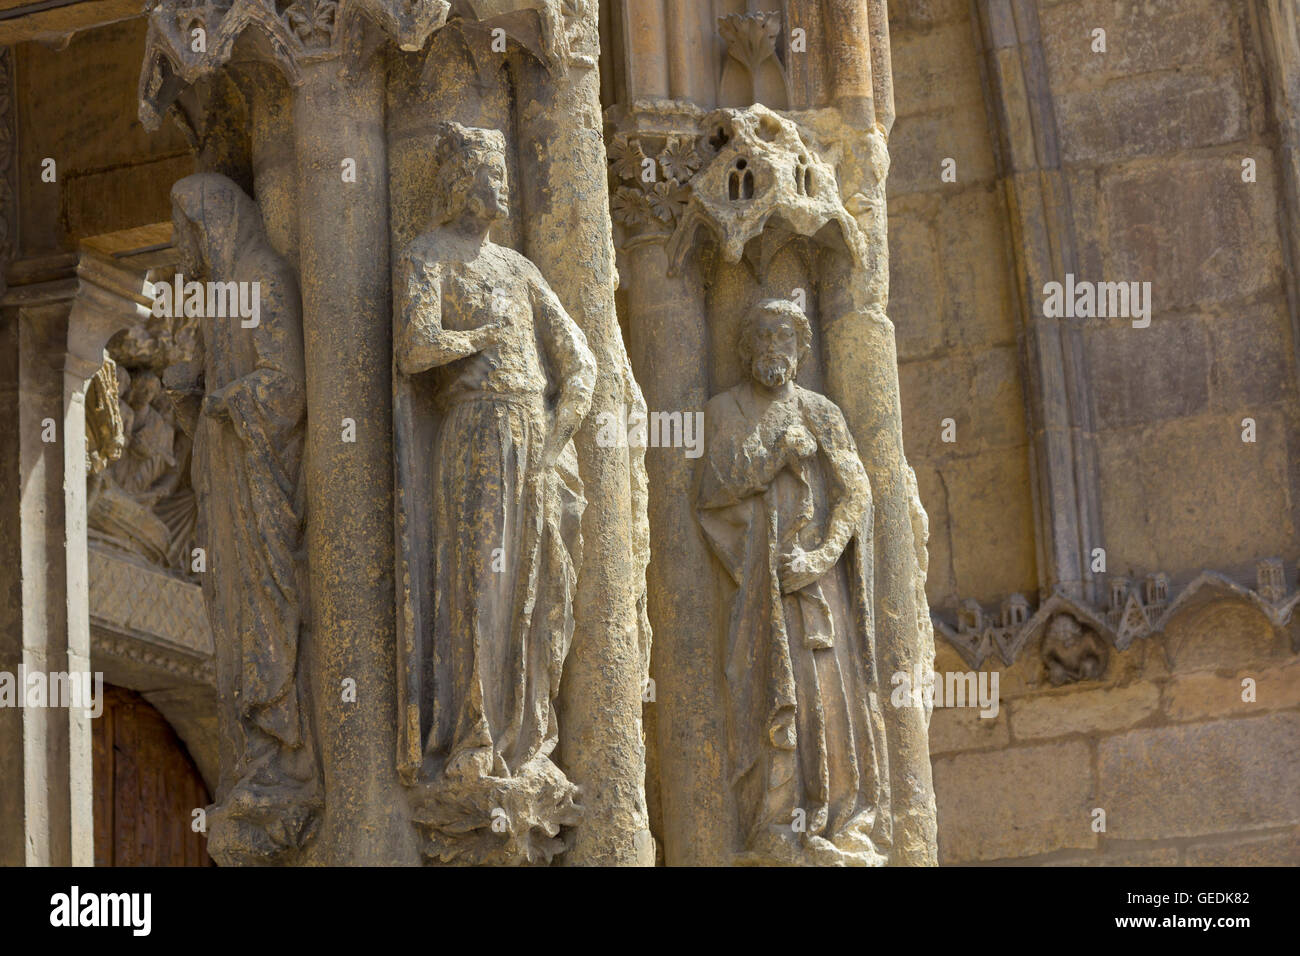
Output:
[
  {"xmin": 1042, "ymin": 613, "xmax": 1109, "ymax": 686},
  {"xmin": 738, "ymin": 298, "xmax": 812, "ymax": 389},
  {"xmin": 433, "ymin": 122, "xmax": 509, "ymax": 227}
]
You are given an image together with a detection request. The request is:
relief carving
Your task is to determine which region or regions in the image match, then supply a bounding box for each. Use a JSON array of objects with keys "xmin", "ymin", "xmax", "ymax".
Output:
[
  {"xmin": 166, "ymin": 172, "xmax": 321, "ymax": 865},
  {"xmin": 87, "ymin": 317, "xmax": 201, "ymax": 574},
  {"xmin": 394, "ymin": 123, "xmax": 595, "ymax": 864},
  {"xmin": 697, "ymin": 298, "xmax": 890, "ymax": 866}
]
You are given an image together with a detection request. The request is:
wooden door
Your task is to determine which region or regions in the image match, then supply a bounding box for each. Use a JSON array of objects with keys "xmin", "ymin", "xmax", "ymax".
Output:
[{"xmin": 92, "ymin": 684, "xmax": 213, "ymax": 866}]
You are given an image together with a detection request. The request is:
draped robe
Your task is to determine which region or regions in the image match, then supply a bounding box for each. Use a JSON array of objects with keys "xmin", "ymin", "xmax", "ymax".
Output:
[{"xmin": 698, "ymin": 382, "xmax": 891, "ymax": 864}]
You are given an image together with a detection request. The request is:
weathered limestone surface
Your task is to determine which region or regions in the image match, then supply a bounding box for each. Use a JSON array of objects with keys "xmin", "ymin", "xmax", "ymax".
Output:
[{"xmin": 9, "ymin": 0, "xmax": 1296, "ymax": 869}]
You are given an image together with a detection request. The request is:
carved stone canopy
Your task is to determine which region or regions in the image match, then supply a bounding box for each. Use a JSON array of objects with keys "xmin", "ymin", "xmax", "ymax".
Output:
[
  {"xmin": 139, "ymin": 0, "xmax": 452, "ymax": 131},
  {"xmin": 139, "ymin": 0, "xmax": 588, "ymax": 138},
  {"xmin": 666, "ymin": 104, "xmax": 867, "ymax": 275}
]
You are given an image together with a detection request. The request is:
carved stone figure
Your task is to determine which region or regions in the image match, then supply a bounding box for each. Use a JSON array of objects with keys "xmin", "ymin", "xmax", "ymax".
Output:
[
  {"xmin": 394, "ymin": 123, "xmax": 596, "ymax": 864},
  {"xmin": 697, "ymin": 298, "xmax": 890, "ymax": 866},
  {"xmin": 1041, "ymin": 613, "xmax": 1108, "ymax": 686},
  {"xmin": 166, "ymin": 172, "xmax": 321, "ymax": 865}
]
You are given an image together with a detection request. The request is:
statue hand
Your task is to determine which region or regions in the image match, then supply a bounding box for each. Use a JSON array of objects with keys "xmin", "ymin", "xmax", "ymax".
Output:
[
  {"xmin": 472, "ymin": 318, "xmax": 507, "ymax": 350},
  {"xmin": 542, "ymin": 404, "xmax": 582, "ymax": 469},
  {"xmin": 778, "ymin": 423, "xmax": 817, "ymax": 466},
  {"xmin": 202, "ymin": 390, "xmax": 232, "ymax": 424},
  {"xmin": 778, "ymin": 544, "xmax": 831, "ymax": 593}
]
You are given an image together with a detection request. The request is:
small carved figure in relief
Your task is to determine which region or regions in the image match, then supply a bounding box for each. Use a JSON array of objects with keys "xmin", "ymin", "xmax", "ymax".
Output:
[
  {"xmin": 394, "ymin": 123, "xmax": 595, "ymax": 864},
  {"xmin": 698, "ymin": 298, "xmax": 890, "ymax": 866},
  {"xmin": 1041, "ymin": 613, "xmax": 1108, "ymax": 685},
  {"xmin": 167, "ymin": 173, "xmax": 321, "ymax": 865}
]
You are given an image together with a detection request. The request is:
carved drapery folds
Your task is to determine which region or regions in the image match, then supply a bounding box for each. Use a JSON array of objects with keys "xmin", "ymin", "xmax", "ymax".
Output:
[
  {"xmin": 698, "ymin": 298, "xmax": 889, "ymax": 866},
  {"xmin": 138, "ymin": 0, "xmax": 652, "ymax": 865},
  {"xmin": 393, "ymin": 123, "xmax": 594, "ymax": 865},
  {"xmin": 167, "ymin": 173, "xmax": 320, "ymax": 865},
  {"xmin": 610, "ymin": 84, "xmax": 936, "ymax": 863}
]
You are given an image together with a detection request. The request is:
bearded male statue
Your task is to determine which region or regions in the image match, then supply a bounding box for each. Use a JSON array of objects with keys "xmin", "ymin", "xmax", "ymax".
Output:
[{"xmin": 697, "ymin": 297, "xmax": 891, "ymax": 866}]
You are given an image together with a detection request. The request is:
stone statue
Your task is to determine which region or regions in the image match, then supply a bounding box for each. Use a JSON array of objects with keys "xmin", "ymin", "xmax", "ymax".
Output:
[
  {"xmin": 166, "ymin": 172, "xmax": 321, "ymax": 865},
  {"xmin": 1042, "ymin": 613, "xmax": 1108, "ymax": 685},
  {"xmin": 394, "ymin": 123, "xmax": 596, "ymax": 864},
  {"xmin": 697, "ymin": 298, "xmax": 890, "ymax": 866}
]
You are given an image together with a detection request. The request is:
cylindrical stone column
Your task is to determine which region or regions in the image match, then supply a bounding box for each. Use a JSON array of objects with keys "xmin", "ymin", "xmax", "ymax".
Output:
[
  {"xmin": 516, "ymin": 52, "xmax": 654, "ymax": 866},
  {"xmin": 820, "ymin": 254, "xmax": 938, "ymax": 866},
  {"xmin": 293, "ymin": 57, "xmax": 417, "ymax": 865},
  {"xmin": 624, "ymin": 237, "xmax": 724, "ymax": 865}
]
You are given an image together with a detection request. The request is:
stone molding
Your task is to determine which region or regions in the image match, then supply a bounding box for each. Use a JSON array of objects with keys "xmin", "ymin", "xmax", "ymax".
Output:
[
  {"xmin": 88, "ymin": 544, "xmax": 215, "ymax": 685},
  {"xmin": 935, "ymin": 558, "xmax": 1300, "ymax": 671}
]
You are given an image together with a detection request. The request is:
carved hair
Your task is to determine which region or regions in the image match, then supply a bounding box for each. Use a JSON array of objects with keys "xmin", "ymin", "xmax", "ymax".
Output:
[
  {"xmin": 432, "ymin": 122, "xmax": 508, "ymax": 225},
  {"xmin": 737, "ymin": 297, "xmax": 813, "ymax": 373}
]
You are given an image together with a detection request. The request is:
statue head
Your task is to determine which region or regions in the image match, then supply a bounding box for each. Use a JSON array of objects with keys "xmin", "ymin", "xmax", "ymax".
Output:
[
  {"xmin": 171, "ymin": 173, "xmax": 265, "ymax": 280},
  {"xmin": 738, "ymin": 298, "xmax": 812, "ymax": 389},
  {"xmin": 433, "ymin": 122, "xmax": 509, "ymax": 229},
  {"xmin": 129, "ymin": 370, "xmax": 162, "ymax": 409}
]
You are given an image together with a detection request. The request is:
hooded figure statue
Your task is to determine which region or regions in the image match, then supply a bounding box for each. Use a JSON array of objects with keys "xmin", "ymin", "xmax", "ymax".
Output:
[{"xmin": 166, "ymin": 172, "xmax": 320, "ymax": 865}]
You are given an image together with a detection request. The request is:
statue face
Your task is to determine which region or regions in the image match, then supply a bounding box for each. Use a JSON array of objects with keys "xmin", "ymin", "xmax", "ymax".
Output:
[
  {"xmin": 464, "ymin": 153, "xmax": 509, "ymax": 223},
  {"xmin": 748, "ymin": 308, "xmax": 799, "ymax": 389}
]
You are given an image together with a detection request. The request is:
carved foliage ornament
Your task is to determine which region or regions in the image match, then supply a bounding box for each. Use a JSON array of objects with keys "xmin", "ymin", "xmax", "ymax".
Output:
[
  {"xmin": 139, "ymin": 0, "xmax": 589, "ymax": 135},
  {"xmin": 139, "ymin": 0, "xmax": 452, "ymax": 130}
]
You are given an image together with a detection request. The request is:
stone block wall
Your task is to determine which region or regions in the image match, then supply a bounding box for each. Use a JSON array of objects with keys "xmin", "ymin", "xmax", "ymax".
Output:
[
  {"xmin": 927, "ymin": 605, "xmax": 1299, "ymax": 864},
  {"xmin": 887, "ymin": 0, "xmax": 1040, "ymax": 611},
  {"xmin": 886, "ymin": 0, "xmax": 1300, "ymax": 864}
]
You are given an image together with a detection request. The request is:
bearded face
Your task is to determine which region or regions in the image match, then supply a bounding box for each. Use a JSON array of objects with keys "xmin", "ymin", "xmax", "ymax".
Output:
[
  {"xmin": 463, "ymin": 154, "xmax": 510, "ymax": 224},
  {"xmin": 747, "ymin": 309, "xmax": 801, "ymax": 388}
]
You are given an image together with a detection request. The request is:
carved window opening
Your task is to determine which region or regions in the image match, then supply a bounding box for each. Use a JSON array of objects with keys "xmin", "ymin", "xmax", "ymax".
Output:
[
  {"xmin": 793, "ymin": 153, "xmax": 813, "ymax": 196},
  {"xmin": 728, "ymin": 158, "xmax": 754, "ymax": 201}
]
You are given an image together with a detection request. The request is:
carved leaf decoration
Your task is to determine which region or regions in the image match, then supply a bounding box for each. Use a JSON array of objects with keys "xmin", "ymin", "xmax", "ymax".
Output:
[
  {"xmin": 285, "ymin": 0, "xmax": 338, "ymax": 45},
  {"xmin": 657, "ymin": 135, "xmax": 700, "ymax": 183},
  {"xmin": 611, "ymin": 185, "xmax": 652, "ymax": 227},
  {"xmin": 648, "ymin": 178, "xmax": 688, "ymax": 224},
  {"xmin": 607, "ymin": 134, "xmax": 648, "ymax": 183},
  {"xmin": 718, "ymin": 11, "xmax": 781, "ymax": 74}
]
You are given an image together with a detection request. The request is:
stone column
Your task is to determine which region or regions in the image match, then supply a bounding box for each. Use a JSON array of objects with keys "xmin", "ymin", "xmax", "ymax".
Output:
[
  {"xmin": 292, "ymin": 57, "xmax": 417, "ymax": 866},
  {"xmin": 63, "ymin": 252, "xmax": 154, "ymax": 865},
  {"xmin": 0, "ymin": 301, "xmax": 22, "ymax": 866},
  {"xmin": 1, "ymin": 252, "xmax": 147, "ymax": 866},
  {"xmin": 623, "ymin": 236, "xmax": 724, "ymax": 865},
  {"xmin": 820, "ymin": 263, "xmax": 938, "ymax": 867},
  {"xmin": 11, "ymin": 265, "xmax": 76, "ymax": 867},
  {"xmin": 515, "ymin": 47, "xmax": 655, "ymax": 866}
]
